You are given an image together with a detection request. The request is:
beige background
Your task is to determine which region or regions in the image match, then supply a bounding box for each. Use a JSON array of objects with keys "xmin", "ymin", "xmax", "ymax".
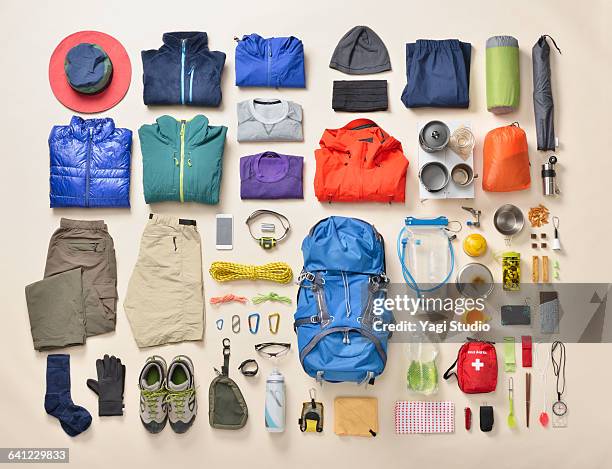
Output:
[{"xmin": 1, "ymin": 0, "xmax": 611, "ymax": 467}]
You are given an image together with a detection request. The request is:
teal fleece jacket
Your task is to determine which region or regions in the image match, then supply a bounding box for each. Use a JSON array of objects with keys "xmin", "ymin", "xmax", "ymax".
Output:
[{"xmin": 139, "ymin": 115, "xmax": 227, "ymax": 204}]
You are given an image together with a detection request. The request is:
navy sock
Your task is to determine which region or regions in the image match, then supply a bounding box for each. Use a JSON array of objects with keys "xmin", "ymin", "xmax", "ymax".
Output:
[{"xmin": 44, "ymin": 354, "xmax": 92, "ymax": 437}]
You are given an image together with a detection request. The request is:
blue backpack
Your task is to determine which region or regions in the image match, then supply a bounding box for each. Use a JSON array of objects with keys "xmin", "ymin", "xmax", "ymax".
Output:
[{"xmin": 294, "ymin": 217, "xmax": 393, "ymax": 384}]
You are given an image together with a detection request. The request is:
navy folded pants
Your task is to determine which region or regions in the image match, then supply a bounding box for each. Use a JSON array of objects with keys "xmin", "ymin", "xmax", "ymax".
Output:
[{"xmin": 401, "ymin": 39, "xmax": 472, "ymax": 108}]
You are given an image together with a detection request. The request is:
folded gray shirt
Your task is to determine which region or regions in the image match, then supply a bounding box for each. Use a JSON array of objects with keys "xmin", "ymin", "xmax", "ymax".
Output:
[{"xmin": 237, "ymin": 99, "xmax": 303, "ymax": 142}]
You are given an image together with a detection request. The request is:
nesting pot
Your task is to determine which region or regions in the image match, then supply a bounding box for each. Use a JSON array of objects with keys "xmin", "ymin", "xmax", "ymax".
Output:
[
  {"xmin": 419, "ymin": 161, "xmax": 450, "ymax": 192},
  {"xmin": 419, "ymin": 120, "xmax": 450, "ymax": 152},
  {"xmin": 451, "ymin": 163, "xmax": 477, "ymax": 186}
]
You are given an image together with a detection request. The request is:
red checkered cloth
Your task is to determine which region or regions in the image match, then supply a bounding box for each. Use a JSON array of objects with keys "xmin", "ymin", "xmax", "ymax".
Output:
[{"xmin": 394, "ymin": 401, "xmax": 455, "ymax": 434}]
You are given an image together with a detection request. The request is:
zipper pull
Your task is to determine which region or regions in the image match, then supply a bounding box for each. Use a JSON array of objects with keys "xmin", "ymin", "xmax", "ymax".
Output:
[
  {"xmin": 343, "ymin": 331, "xmax": 350, "ymax": 345},
  {"xmin": 173, "ymin": 236, "xmax": 177, "ymax": 251},
  {"xmin": 187, "ymin": 159, "xmax": 192, "ymax": 167}
]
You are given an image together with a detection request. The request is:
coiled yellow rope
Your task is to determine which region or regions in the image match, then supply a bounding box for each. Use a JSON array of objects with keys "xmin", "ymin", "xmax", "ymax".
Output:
[{"xmin": 209, "ymin": 261, "xmax": 293, "ymax": 284}]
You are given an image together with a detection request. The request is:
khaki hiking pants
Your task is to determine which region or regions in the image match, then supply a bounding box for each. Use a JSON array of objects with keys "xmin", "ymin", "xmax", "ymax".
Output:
[{"xmin": 25, "ymin": 219, "xmax": 118, "ymax": 351}]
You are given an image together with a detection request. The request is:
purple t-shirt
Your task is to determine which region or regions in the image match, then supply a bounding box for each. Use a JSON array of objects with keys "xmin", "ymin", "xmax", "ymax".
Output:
[{"xmin": 240, "ymin": 152, "xmax": 303, "ymax": 199}]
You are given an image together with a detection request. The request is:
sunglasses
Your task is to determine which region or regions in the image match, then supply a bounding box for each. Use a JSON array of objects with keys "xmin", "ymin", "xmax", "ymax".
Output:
[{"xmin": 255, "ymin": 342, "xmax": 291, "ymax": 358}]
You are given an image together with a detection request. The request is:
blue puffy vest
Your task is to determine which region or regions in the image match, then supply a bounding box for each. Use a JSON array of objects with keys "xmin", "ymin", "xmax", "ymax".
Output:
[
  {"xmin": 49, "ymin": 116, "xmax": 132, "ymax": 208},
  {"xmin": 235, "ymin": 34, "xmax": 305, "ymax": 88},
  {"xmin": 294, "ymin": 217, "xmax": 393, "ymax": 384},
  {"xmin": 142, "ymin": 32, "xmax": 226, "ymax": 106}
]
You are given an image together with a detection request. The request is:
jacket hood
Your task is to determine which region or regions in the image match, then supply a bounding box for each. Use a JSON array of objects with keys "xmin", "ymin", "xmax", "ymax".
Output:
[
  {"xmin": 154, "ymin": 115, "xmax": 225, "ymax": 145},
  {"xmin": 319, "ymin": 118, "xmax": 401, "ymax": 154},
  {"xmin": 238, "ymin": 34, "xmax": 302, "ymax": 57},
  {"xmin": 70, "ymin": 116, "xmax": 115, "ymax": 142},
  {"xmin": 162, "ymin": 31, "xmax": 209, "ymax": 53}
]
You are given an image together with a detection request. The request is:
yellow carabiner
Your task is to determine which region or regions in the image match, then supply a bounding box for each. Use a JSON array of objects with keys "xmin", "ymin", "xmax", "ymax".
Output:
[{"xmin": 268, "ymin": 312, "xmax": 280, "ymax": 334}]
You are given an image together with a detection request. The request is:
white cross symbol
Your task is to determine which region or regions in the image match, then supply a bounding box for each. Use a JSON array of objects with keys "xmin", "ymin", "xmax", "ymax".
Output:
[{"xmin": 471, "ymin": 359, "xmax": 484, "ymax": 371}]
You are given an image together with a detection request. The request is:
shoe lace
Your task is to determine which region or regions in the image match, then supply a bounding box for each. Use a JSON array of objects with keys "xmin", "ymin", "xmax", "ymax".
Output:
[
  {"xmin": 141, "ymin": 388, "xmax": 167, "ymax": 417},
  {"xmin": 164, "ymin": 387, "xmax": 195, "ymax": 418}
]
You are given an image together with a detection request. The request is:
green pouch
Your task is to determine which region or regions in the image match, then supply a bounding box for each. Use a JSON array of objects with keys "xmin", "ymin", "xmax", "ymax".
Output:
[{"xmin": 209, "ymin": 338, "xmax": 248, "ymax": 430}]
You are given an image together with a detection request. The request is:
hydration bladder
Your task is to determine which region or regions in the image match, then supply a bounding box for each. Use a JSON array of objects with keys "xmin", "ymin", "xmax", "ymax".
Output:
[{"xmin": 397, "ymin": 217, "xmax": 455, "ymax": 296}]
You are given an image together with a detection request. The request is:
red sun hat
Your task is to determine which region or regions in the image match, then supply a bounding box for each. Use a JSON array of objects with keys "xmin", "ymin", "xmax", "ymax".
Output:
[{"xmin": 49, "ymin": 31, "xmax": 131, "ymax": 113}]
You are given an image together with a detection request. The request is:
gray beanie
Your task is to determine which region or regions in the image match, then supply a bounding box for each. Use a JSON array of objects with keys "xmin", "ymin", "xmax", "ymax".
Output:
[{"xmin": 330, "ymin": 26, "xmax": 391, "ymax": 75}]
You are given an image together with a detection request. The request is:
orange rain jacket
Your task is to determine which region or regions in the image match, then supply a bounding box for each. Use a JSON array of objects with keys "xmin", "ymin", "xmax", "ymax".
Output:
[{"xmin": 314, "ymin": 119, "xmax": 409, "ymax": 203}]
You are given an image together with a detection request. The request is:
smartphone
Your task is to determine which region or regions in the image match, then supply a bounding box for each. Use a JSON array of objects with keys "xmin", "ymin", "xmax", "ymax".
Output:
[{"xmin": 216, "ymin": 214, "xmax": 233, "ymax": 250}]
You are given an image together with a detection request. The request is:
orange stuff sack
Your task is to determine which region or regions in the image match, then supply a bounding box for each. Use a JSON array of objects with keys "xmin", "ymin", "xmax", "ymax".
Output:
[{"xmin": 482, "ymin": 124, "xmax": 531, "ymax": 192}]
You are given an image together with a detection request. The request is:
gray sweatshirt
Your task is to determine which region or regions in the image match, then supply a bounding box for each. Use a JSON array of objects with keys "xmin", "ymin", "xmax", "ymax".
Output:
[{"xmin": 237, "ymin": 99, "xmax": 303, "ymax": 142}]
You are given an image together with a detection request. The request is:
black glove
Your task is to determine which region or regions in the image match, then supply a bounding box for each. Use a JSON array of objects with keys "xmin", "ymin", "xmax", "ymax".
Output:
[{"xmin": 87, "ymin": 354, "xmax": 125, "ymax": 416}]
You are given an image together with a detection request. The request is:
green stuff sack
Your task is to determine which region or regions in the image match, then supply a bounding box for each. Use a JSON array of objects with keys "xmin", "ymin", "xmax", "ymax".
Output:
[
  {"xmin": 407, "ymin": 360, "xmax": 438, "ymax": 394},
  {"xmin": 486, "ymin": 36, "xmax": 520, "ymax": 114},
  {"xmin": 209, "ymin": 339, "xmax": 248, "ymax": 430},
  {"xmin": 406, "ymin": 341, "xmax": 439, "ymax": 395}
]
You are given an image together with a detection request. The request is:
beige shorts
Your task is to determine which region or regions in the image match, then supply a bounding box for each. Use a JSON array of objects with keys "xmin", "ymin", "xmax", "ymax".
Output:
[{"xmin": 124, "ymin": 215, "xmax": 204, "ymax": 347}]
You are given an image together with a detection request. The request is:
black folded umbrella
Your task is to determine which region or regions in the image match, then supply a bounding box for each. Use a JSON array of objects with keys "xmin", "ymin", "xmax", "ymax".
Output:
[{"xmin": 532, "ymin": 35, "xmax": 561, "ymax": 151}]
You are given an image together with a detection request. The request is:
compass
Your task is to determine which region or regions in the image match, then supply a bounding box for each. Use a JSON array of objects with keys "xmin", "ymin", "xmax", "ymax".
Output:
[
  {"xmin": 551, "ymin": 341, "xmax": 567, "ymax": 420},
  {"xmin": 552, "ymin": 399, "xmax": 567, "ymax": 417}
]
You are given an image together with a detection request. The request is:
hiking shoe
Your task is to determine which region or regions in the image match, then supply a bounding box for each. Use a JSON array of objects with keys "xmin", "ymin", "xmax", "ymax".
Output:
[
  {"xmin": 138, "ymin": 356, "xmax": 168, "ymax": 434},
  {"xmin": 166, "ymin": 355, "xmax": 197, "ymax": 434}
]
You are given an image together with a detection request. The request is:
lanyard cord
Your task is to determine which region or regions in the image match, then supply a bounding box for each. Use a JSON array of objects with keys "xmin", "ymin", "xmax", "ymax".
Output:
[
  {"xmin": 252, "ymin": 291, "xmax": 292, "ymax": 305},
  {"xmin": 551, "ymin": 340, "xmax": 566, "ymax": 401},
  {"xmin": 541, "ymin": 35, "xmax": 562, "ymax": 54}
]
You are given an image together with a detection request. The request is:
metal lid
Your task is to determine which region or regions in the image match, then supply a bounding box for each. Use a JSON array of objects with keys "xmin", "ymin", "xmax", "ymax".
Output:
[
  {"xmin": 419, "ymin": 120, "xmax": 450, "ymax": 152},
  {"xmin": 456, "ymin": 263, "xmax": 495, "ymax": 299}
]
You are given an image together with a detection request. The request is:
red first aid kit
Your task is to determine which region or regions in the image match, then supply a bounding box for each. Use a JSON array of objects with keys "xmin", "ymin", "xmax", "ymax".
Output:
[{"xmin": 443, "ymin": 339, "xmax": 498, "ymax": 393}]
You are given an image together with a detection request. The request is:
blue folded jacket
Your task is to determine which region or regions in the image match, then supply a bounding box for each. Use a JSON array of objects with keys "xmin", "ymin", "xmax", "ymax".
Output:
[
  {"xmin": 49, "ymin": 116, "xmax": 132, "ymax": 208},
  {"xmin": 401, "ymin": 39, "xmax": 472, "ymax": 108},
  {"xmin": 235, "ymin": 34, "xmax": 305, "ymax": 88}
]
